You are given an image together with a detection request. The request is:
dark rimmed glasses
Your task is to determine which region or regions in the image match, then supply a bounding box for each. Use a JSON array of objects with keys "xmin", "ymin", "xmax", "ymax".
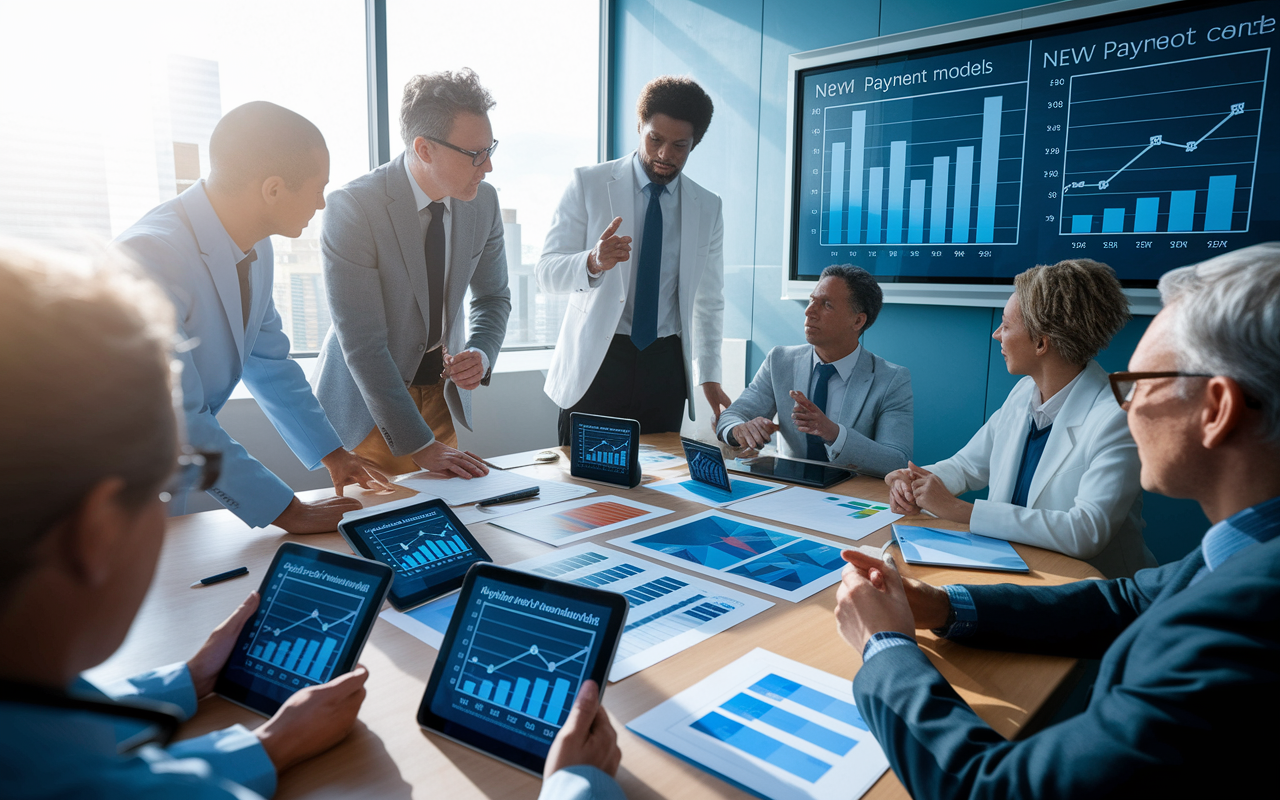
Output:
[
  {"xmin": 426, "ymin": 136, "xmax": 498, "ymax": 166},
  {"xmin": 1108, "ymin": 371, "xmax": 1263, "ymax": 411}
]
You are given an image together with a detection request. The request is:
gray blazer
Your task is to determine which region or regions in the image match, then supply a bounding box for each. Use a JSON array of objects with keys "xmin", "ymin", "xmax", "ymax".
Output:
[
  {"xmin": 315, "ymin": 153, "xmax": 511, "ymax": 456},
  {"xmin": 715, "ymin": 344, "xmax": 913, "ymax": 477}
]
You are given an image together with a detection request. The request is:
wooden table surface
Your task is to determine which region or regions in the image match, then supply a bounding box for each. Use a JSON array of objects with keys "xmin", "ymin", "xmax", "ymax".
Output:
[{"xmin": 90, "ymin": 433, "xmax": 1100, "ymax": 800}]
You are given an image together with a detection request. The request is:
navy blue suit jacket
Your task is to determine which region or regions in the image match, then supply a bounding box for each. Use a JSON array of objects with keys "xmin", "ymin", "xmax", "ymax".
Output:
[{"xmin": 852, "ymin": 533, "xmax": 1280, "ymax": 797}]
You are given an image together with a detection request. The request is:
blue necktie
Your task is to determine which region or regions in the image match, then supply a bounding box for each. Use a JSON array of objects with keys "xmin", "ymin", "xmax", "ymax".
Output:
[
  {"xmin": 806, "ymin": 362, "xmax": 838, "ymax": 462},
  {"xmin": 630, "ymin": 183, "xmax": 664, "ymax": 351}
]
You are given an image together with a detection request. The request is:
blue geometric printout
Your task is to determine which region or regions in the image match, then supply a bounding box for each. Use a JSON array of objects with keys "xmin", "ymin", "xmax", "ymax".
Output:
[
  {"xmin": 727, "ymin": 539, "xmax": 846, "ymax": 592},
  {"xmin": 630, "ymin": 515, "xmax": 798, "ymax": 569}
]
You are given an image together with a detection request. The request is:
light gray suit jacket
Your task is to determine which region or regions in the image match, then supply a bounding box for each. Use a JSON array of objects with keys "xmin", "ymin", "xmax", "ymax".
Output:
[
  {"xmin": 716, "ymin": 344, "xmax": 913, "ymax": 477},
  {"xmin": 315, "ymin": 153, "xmax": 511, "ymax": 456}
]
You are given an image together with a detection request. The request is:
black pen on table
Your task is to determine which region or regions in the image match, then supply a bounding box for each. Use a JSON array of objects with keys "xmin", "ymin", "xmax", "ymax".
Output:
[
  {"xmin": 476, "ymin": 487, "xmax": 540, "ymax": 506},
  {"xmin": 190, "ymin": 566, "xmax": 249, "ymax": 588}
]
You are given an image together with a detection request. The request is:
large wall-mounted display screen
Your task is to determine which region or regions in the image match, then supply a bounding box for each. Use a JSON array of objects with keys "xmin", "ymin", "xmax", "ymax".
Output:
[{"xmin": 788, "ymin": 0, "xmax": 1279, "ymax": 288}]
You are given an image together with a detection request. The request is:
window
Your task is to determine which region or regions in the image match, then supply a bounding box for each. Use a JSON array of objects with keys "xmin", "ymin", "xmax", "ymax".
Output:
[
  {"xmin": 384, "ymin": 0, "xmax": 601, "ymax": 349},
  {"xmin": 0, "ymin": 0, "xmax": 367, "ymax": 355}
]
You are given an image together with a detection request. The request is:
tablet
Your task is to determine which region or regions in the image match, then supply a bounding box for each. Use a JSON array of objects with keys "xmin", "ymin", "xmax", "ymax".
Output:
[
  {"xmin": 215, "ymin": 542, "xmax": 393, "ymax": 716},
  {"xmin": 417, "ymin": 563, "xmax": 629, "ymax": 776},
  {"xmin": 729, "ymin": 455, "xmax": 855, "ymax": 488},
  {"xmin": 570, "ymin": 412, "xmax": 642, "ymax": 488},
  {"xmin": 338, "ymin": 498, "xmax": 492, "ymax": 611},
  {"xmin": 681, "ymin": 437, "xmax": 731, "ymax": 491}
]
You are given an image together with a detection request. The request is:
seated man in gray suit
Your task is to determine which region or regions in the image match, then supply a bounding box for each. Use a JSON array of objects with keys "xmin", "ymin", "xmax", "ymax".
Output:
[
  {"xmin": 715, "ymin": 265, "xmax": 912, "ymax": 477},
  {"xmin": 317, "ymin": 69, "xmax": 510, "ymax": 479}
]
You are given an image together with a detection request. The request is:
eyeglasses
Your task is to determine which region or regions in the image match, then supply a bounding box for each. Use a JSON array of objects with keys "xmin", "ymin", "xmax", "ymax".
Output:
[
  {"xmin": 1108, "ymin": 371, "xmax": 1264, "ymax": 410},
  {"xmin": 1108, "ymin": 371, "xmax": 1212, "ymax": 409},
  {"xmin": 426, "ymin": 136, "xmax": 498, "ymax": 167},
  {"xmin": 159, "ymin": 448, "xmax": 222, "ymax": 503}
]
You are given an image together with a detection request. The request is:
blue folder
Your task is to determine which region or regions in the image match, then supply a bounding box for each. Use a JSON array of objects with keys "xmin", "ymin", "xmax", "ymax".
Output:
[{"xmin": 892, "ymin": 524, "xmax": 1029, "ymax": 573}]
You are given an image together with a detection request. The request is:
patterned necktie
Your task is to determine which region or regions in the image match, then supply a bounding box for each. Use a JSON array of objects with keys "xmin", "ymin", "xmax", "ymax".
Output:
[
  {"xmin": 235, "ymin": 249, "xmax": 257, "ymax": 329},
  {"xmin": 630, "ymin": 183, "xmax": 664, "ymax": 351},
  {"xmin": 806, "ymin": 362, "xmax": 839, "ymax": 462}
]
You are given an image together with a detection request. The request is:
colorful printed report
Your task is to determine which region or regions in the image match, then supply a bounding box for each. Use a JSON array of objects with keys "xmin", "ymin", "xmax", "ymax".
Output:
[
  {"xmin": 729, "ymin": 487, "xmax": 901, "ymax": 541},
  {"xmin": 491, "ymin": 495, "xmax": 672, "ymax": 547}
]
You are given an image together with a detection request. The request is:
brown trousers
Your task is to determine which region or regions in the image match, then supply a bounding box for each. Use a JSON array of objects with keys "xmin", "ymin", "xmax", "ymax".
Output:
[{"xmin": 352, "ymin": 382, "xmax": 457, "ymax": 476}]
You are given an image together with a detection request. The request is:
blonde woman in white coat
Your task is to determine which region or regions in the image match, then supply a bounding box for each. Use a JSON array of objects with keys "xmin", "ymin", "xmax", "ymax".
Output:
[{"xmin": 886, "ymin": 259, "xmax": 1155, "ymax": 578}]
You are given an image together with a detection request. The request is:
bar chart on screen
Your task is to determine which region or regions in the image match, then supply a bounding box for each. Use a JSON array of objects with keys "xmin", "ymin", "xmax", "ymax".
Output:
[
  {"xmin": 1059, "ymin": 49, "xmax": 1267, "ymax": 235},
  {"xmin": 243, "ymin": 571, "xmax": 367, "ymax": 688},
  {"xmin": 453, "ymin": 600, "xmax": 596, "ymax": 731},
  {"xmin": 819, "ymin": 80, "xmax": 1027, "ymax": 247}
]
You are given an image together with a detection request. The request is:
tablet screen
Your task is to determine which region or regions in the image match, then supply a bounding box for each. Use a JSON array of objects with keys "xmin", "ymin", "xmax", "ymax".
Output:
[
  {"xmin": 418, "ymin": 564, "xmax": 628, "ymax": 775},
  {"xmin": 339, "ymin": 499, "xmax": 491, "ymax": 610},
  {"xmin": 681, "ymin": 437, "xmax": 731, "ymax": 491},
  {"xmin": 216, "ymin": 543, "xmax": 392, "ymax": 716},
  {"xmin": 570, "ymin": 413, "xmax": 640, "ymax": 487}
]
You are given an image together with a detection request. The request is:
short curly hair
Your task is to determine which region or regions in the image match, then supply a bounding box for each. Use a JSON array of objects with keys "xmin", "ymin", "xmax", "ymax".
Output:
[
  {"xmin": 400, "ymin": 68, "xmax": 496, "ymax": 148},
  {"xmin": 1014, "ymin": 258, "xmax": 1130, "ymax": 366},
  {"xmin": 636, "ymin": 76, "xmax": 714, "ymax": 147}
]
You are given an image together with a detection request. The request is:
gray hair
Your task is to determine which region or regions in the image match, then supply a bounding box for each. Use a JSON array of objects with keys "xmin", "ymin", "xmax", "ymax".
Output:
[
  {"xmin": 820, "ymin": 264, "xmax": 883, "ymax": 331},
  {"xmin": 399, "ymin": 69, "xmax": 495, "ymax": 148},
  {"xmin": 1159, "ymin": 242, "xmax": 1280, "ymax": 445},
  {"xmin": 0, "ymin": 240, "xmax": 177, "ymax": 596}
]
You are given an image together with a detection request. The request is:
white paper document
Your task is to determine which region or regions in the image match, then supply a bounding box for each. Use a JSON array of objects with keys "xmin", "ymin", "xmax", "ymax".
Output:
[
  {"xmin": 452, "ymin": 480, "xmax": 595, "ymax": 525},
  {"xmin": 647, "ymin": 474, "xmax": 785, "ymax": 508},
  {"xmin": 638, "ymin": 444, "xmax": 686, "ymax": 471},
  {"xmin": 491, "ymin": 495, "xmax": 673, "ymax": 547},
  {"xmin": 627, "ymin": 648, "xmax": 889, "ymax": 800},
  {"xmin": 728, "ymin": 487, "xmax": 902, "ymax": 541},
  {"xmin": 609, "ymin": 511, "xmax": 849, "ymax": 602},
  {"xmin": 394, "ymin": 468, "xmax": 539, "ymax": 506},
  {"xmin": 512, "ymin": 543, "xmax": 773, "ymax": 681}
]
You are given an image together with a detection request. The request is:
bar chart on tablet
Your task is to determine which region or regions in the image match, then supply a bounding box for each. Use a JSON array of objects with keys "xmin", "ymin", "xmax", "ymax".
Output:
[{"xmin": 243, "ymin": 572, "xmax": 367, "ymax": 688}]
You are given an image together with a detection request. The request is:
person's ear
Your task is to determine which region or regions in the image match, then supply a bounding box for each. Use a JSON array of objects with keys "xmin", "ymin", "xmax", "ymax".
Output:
[
  {"xmin": 851, "ymin": 312, "xmax": 868, "ymax": 334},
  {"xmin": 413, "ymin": 137, "xmax": 433, "ymax": 165},
  {"xmin": 1034, "ymin": 335, "xmax": 1050, "ymax": 356},
  {"xmin": 1201, "ymin": 376, "xmax": 1247, "ymax": 449},
  {"xmin": 260, "ymin": 175, "xmax": 286, "ymax": 206},
  {"xmin": 56, "ymin": 478, "xmax": 132, "ymax": 588}
]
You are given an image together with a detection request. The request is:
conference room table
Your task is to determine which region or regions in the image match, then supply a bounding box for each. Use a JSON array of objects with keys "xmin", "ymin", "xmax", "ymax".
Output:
[{"xmin": 90, "ymin": 433, "xmax": 1102, "ymax": 800}]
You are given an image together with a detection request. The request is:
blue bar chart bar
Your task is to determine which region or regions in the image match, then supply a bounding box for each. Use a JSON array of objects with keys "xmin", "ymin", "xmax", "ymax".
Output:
[
  {"xmin": 1134, "ymin": 197, "xmax": 1159, "ymax": 232},
  {"xmin": 1168, "ymin": 190, "xmax": 1196, "ymax": 231},
  {"xmin": 1101, "ymin": 208, "xmax": 1125, "ymax": 233},
  {"xmin": 479, "ymin": 680, "xmax": 494, "ymax": 700},
  {"xmin": 307, "ymin": 638, "xmax": 338, "ymax": 680},
  {"xmin": 527, "ymin": 678, "xmax": 550, "ymax": 719},
  {"xmin": 887, "ymin": 141, "xmax": 906, "ymax": 244},
  {"xmin": 827, "ymin": 142, "xmax": 845, "ymax": 244},
  {"xmin": 1071, "ymin": 215, "xmax": 1092, "ymax": 233},
  {"xmin": 494, "ymin": 680, "xmax": 511, "ymax": 706},
  {"xmin": 929, "ymin": 157, "xmax": 949, "ymax": 244},
  {"xmin": 1205, "ymin": 175, "xmax": 1236, "ymax": 230},
  {"xmin": 285, "ymin": 637, "xmax": 307, "ymax": 672},
  {"xmin": 976, "ymin": 96, "xmax": 1002, "ymax": 243},
  {"xmin": 463, "ymin": 680, "xmax": 476, "ymax": 693},
  {"xmin": 512, "ymin": 678, "xmax": 530, "ymax": 713},
  {"xmin": 908, "ymin": 179, "xmax": 925, "ymax": 243},
  {"xmin": 274, "ymin": 642, "xmax": 292, "ymax": 666},
  {"xmin": 953, "ymin": 146, "xmax": 974, "ymax": 244},
  {"xmin": 846, "ymin": 111, "xmax": 866, "ymax": 244},
  {"xmin": 866, "ymin": 168, "xmax": 883, "ymax": 244},
  {"xmin": 691, "ymin": 712, "xmax": 832, "ymax": 783},
  {"xmin": 261, "ymin": 642, "xmax": 277, "ymax": 661},
  {"xmin": 545, "ymin": 678, "xmax": 571, "ymax": 725},
  {"xmin": 295, "ymin": 639, "xmax": 321, "ymax": 676}
]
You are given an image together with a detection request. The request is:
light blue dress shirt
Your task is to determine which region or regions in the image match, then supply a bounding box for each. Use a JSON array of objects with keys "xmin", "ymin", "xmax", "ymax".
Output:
[{"xmin": 0, "ymin": 663, "xmax": 275, "ymax": 800}]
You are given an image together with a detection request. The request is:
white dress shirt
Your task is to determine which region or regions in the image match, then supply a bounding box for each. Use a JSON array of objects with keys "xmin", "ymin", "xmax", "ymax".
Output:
[
  {"xmin": 1029, "ymin": 367, "xmax": 1085, "ymax": 429},
  {"xmin": 809, "ymin": 343, "xmax": 862, "ymax": 461}
]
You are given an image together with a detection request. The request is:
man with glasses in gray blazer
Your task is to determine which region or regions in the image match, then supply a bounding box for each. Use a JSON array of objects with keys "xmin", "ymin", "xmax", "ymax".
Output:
[
  {"xmin": 316, "ymin": 69, "xmax": 510, "ymax": 479},
  {"xmin": 716, "ymin": 265, "xmax": 913, "ymax": 478}
]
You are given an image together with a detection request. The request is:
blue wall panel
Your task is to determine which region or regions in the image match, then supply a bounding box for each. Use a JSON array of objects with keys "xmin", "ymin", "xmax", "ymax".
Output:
[{"xmin": 609, "ymin": 0, "xmax": 1211, "ymax": 562}]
